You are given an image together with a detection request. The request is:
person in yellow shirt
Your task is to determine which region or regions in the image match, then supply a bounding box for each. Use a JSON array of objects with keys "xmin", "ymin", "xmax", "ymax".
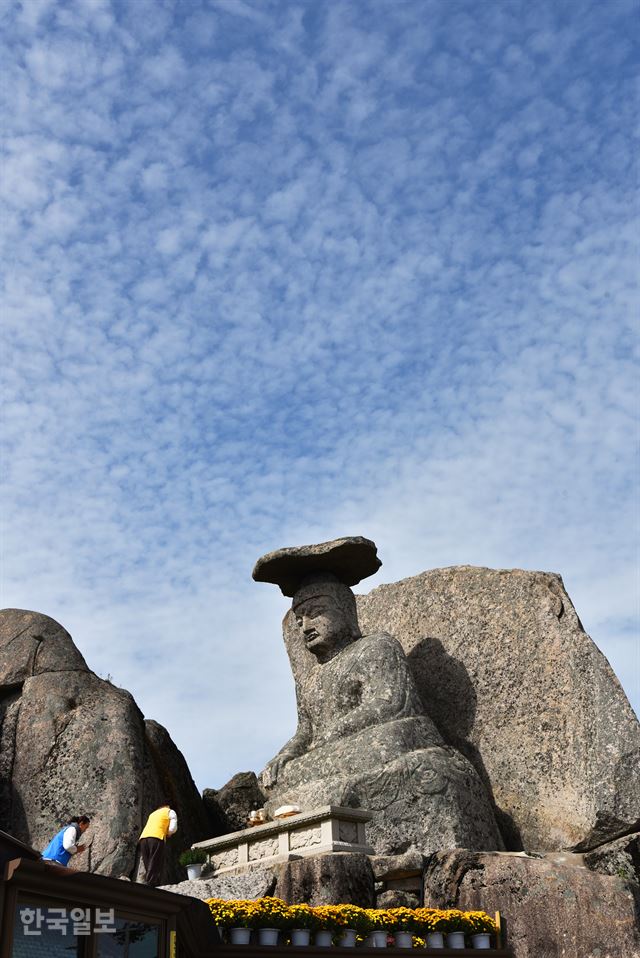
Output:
[{"xmin": 138, "ymin": 805, "xmax": 178, "ymax": 885}]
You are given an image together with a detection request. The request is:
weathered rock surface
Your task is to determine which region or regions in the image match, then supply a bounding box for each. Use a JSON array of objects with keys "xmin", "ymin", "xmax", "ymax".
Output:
[
  {"xmin": 162, "ymin": 853, "xmax": 376, "ymax": 908},
  {"xmin": 357, "ymin": 566, "xmax": 640, "ymax": 852},
  {"xmin": 274, "ymin": 853, "xmax": 375, "ymax": 907},
  {"xmin": 203, "ymin": 772, "xmax": 266, "ymax": 834},
  {"xmin": 0, "ymin": 609, "xmax": 213, "ymax": 882},
  {"xmin": 370, "ymin": 850, "xmax": 425, "ymax": 882},
  {"xmin": 424, "ymin": 849, "xmax": 640, "ymax": 958},
  {"xmin": 584, "ymin": 831, "xmax": 640, "ymax": 885},
  {"xmin": 162, "ymin": 865, "xmax": 276, "ymax": 900}
]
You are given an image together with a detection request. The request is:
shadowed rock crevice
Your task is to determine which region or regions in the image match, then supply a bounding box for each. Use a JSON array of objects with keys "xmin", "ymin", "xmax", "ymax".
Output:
[
  {"xmin": 575, "ymin": 811, "xmax": 640, "ymax": 854},
  {"xmin": 31, "ymin": 636, "xmax": 45, "ymax": 674},
  {"xmin": 143, "ymin": 718, "xmax": 215, "ymax": 879},
  {"xmin": 0, "ymin": 684, "xmax": 23, "ymax": 829},
  {"xmin": 583, "ymin": 830, "xmax": 640, "ymax": 886},
  {"xmin": 406, "ymin": 637, "xmax": 524, "ymax": 851}
]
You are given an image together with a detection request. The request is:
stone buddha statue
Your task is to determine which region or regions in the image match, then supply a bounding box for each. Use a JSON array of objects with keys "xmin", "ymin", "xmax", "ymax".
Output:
[{"xmin": 253, "ymin": 537, "xmax": 502, "ymax": 855}]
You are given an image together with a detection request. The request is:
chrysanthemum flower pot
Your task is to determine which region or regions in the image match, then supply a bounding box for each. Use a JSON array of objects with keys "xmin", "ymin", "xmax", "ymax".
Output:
[
  {"xmin": 471, "ymin": 932, "xmax": 492, "ymax": 949},
  {"xmin": 258, "ymin": 928, "xmax": 279, "ymax": 945},
  {"xmin": 291, "ymin": 929, "xmax": 311, "ymax": 946},
  {"xmin": 394, "ymin": 931, "xmax": 413, "ymax": 948},
  {"xmin": 339, "ymin": 929, "xmax": 357, "ymax": 947},
  {"xmin": 367, "ymin": 930, "xmax": 387, "ymax": 948},
  {"xmin": 446, "ymin": 931, "xmax": 466, "ymax": 949},
  {"xmin": 229, "ymin": 927, "xmax": 251, "ymax": 945}
]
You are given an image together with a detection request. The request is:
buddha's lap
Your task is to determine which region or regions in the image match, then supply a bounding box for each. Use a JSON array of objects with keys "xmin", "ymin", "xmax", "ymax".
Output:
[{"xmin": 277, "ymin": 715, "xmax": 444, "ymax": 786}]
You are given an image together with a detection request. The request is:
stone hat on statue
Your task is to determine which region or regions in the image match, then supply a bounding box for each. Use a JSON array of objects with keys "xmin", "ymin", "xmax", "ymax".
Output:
[{"xmin": 252, "ymin": 536, "xmax": 382, "ymax": 598}]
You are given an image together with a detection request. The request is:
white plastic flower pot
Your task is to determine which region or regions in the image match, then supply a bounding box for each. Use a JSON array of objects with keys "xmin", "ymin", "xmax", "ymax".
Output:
[
  {"xmin": 291, "ymin": 929, "xmax": 311, "ymax": 946},
  {"xmin": 258, "ymin": 927, "xmax": 279, "ymax": 946},
  {"xmin": 394, "ymin": 931, "xmax": 413, "ymax": 948},
  {"xmin": 471, "ymin": 933, "xmax": 492, "ymax": 949},
  {"xmin": 425, "ymin": 932, "xmax": 444, "ymax": 949},
  {"xmin": 229, "ymin": 927, "xmax": 251, "ymax": 945},
  {"xmin": 369, "ymin": 930, "xmax": 388, "ymax": 948},
  {"xmin": 446, "ymin": 931, "xmax": 466, "ymax": 949},
  {"xmin": 315, "ymin": 930, "xmax": 333, "ymax": 947},
  {"xmin": 186, "ymin": 863, "xmax": 203, "ymax": 880},
  {"xmin": 339, "ymin": 930, "xmax": 357, "ymax": 947}
]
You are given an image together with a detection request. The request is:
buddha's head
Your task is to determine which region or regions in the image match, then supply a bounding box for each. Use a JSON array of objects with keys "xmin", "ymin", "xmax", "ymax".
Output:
[{"xmin": 291, "ymin": 573, "xmax": 361, "ymax": 663}]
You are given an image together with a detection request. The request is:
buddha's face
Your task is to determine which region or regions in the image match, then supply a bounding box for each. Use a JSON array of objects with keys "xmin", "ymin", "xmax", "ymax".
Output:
[{"xmin": 293, "ymin": 594, "xmax": 352, "ymax": 661}]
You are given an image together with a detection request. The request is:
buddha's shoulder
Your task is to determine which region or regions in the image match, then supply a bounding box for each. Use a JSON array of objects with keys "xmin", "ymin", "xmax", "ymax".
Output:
[{"xmin": 352, "ymin": 631, "xmax": 405, "ymax": 658}]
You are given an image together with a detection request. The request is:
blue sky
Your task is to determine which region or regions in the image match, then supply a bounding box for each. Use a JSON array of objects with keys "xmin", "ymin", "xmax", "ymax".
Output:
[{"xmin": 1, "ymin": 0, "xmax": 638, "ymax": 792}]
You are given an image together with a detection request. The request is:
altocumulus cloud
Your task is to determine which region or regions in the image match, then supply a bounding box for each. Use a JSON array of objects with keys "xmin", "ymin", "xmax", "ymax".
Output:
[{"xmin": 1, "ymin": 0, "xmax": 637, "ymax": 789}]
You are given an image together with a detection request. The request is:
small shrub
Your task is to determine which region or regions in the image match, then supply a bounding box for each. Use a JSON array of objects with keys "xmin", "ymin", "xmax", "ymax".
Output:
[{"xmin": 178, "ymin": 847, "xmax": 207, "ymax": 867}]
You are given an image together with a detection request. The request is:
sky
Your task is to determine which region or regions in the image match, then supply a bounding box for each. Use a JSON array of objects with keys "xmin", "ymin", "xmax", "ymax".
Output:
[{"xmin": 1, "ymin": 0, "xmax": 638, "ymax": 794}]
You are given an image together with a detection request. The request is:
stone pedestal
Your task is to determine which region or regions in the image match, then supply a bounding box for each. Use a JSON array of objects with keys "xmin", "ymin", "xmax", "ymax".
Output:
[{"xmin": 193, "ymin": 806, "xmax": 373, "ymax": 876}]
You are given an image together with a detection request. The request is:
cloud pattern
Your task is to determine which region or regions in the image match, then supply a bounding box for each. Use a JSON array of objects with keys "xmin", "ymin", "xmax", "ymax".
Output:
[{"xmin": 1, "ymin": 0, "xmax": 638, "ymax": 789}]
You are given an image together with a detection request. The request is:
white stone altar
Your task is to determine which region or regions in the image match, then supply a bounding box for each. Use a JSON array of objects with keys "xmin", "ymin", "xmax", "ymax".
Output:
[{"xmin": 193, "ymin": 805, "xmax": 374, "ymax": 875}]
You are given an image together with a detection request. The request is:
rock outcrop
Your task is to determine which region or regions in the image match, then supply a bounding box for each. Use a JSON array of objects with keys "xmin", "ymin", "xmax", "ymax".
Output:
[
  {"xmin": 423, "ymin": 849, "xmax": 640, "ymax": 958},
  {"xmin": 203, "ymin": 772, "xmax": 266, "ymax": 834},
  {"xmin": 163, "ymin": 864, "xmax": 277, "ymax": 901},
  {"xmin": 0, "ymin": 608, "xmax": 213, "ymax": 882},
  {"xmin": 357, "ymin": 566, "xmax": 640, "ymax": 853}
]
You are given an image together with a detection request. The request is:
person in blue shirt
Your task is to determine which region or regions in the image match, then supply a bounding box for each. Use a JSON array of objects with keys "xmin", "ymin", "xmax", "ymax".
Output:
[{"xmin": 42, "ymin": 815, "xmax": 91, "ymax": 867}]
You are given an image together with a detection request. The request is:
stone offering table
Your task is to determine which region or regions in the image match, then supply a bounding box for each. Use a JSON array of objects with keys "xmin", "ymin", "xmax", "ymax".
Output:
[{"xmin": 193, "ymin": 806, "xmax": 374, "ymax": 875}]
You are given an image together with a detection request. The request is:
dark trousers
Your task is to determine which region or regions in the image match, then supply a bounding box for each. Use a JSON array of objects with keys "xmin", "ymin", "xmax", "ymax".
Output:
[{"xmin": 139, "ymin": 837, "xmax": 165, "ymax": 886}]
